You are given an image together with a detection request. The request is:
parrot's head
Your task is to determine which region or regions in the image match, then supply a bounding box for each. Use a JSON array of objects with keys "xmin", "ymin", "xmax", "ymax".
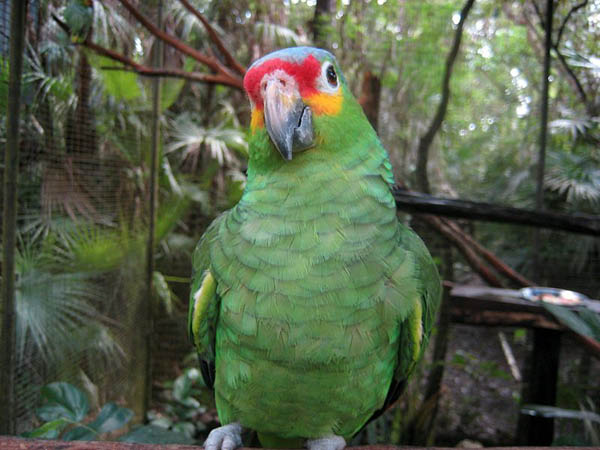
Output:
[{"xmin": 244, "ymin": 47, "xmax": 364, "ymax": 162}]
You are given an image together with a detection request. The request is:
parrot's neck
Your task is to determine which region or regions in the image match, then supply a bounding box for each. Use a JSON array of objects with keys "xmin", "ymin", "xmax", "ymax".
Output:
[{"xmin": 240, "ymin": 122, "xmax": 395, "ymax": 222}]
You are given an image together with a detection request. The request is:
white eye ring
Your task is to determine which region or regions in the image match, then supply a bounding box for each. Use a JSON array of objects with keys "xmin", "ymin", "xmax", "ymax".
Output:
[{"xmin": 319, "ymin": 62, "xmax": 340, "ymax": 94}]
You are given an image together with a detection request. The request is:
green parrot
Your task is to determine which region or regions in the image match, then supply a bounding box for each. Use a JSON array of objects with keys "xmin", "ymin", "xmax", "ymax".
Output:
[{"xmin": 189, "ymin": 47, "xmax": 441, "ymax": 450}]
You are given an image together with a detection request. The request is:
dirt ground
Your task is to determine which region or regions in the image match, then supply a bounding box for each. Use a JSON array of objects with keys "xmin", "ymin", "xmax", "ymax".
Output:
[{"xmin": 434, "ymin": 323, "xmax": 599, "ymax": 446}]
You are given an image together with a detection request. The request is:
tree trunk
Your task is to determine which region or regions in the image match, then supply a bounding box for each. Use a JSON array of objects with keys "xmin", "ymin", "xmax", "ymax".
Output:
[
  {"xmin": 415, "ymin": 0, "xmax": 475, "ymax": 193},
  {"xmin": 358, "ymin": 71, "xmax": 382, "ymax": 133},
  {"xmin": 312, "ymin": 0, "xmax": 335, "ymax": 49}
]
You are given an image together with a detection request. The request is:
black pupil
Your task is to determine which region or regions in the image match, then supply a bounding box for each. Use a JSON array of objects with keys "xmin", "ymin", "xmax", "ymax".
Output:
[{"xmin": 326, "ymin": 65, "xmax": 337, "ymax": 85}]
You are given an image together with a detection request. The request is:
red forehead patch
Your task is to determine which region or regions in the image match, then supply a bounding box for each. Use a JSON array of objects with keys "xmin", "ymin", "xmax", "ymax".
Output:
[{"xmin": 243, "ymin": 55, "xmax": 321, "ymax": 109}]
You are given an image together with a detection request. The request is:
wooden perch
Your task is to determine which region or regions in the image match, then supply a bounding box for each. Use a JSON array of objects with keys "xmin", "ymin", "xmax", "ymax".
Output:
[
  {"xmin": 1, "ymin": 437, "xmax": 591, "ymax": 450},
  {"xmin": 393, "ymin": 188, "xmax": 600, "ymax": 236}
]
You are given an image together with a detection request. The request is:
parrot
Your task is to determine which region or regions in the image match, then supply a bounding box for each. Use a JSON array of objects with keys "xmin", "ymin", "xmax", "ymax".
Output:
[{"xmin": 188, "ymin": 46, "xmax": 441, "ymax": 450}]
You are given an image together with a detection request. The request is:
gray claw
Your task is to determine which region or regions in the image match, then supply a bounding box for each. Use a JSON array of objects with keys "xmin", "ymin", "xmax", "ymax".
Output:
[
  {"xmin": 204, "ymin": 422, "xmax": 243, "ymax": 450},
  {"xmin": 306, "ymin": 435, "xmax": 346, "ymax": 450}
]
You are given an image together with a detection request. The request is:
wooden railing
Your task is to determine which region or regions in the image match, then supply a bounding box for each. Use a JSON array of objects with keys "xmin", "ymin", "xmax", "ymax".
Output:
[{"xmin": 1, "ymin": 436, "xmax": 595, "ymax": 450}]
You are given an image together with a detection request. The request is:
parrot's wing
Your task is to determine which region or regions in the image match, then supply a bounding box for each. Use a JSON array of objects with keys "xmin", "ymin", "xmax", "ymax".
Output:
[
  {"xmin": 188, "ymin": 214, "xmax": 226, "ymax": 389},
  {"xmin": 370, "ymin": 223, "xmax": 442, "ymax": 422}
]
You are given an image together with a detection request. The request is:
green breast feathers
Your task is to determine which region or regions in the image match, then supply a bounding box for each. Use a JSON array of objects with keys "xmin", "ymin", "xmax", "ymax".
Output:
[{"xmin": 189, "ymin": 46, "xmax": 441, "ymax": 450}]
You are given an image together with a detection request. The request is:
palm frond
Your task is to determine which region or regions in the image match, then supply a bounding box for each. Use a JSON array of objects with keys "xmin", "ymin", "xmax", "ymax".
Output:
[
  {"xmin": 545, "ymin": 152, "xmax": 600, "ymax": 205},
  {"xmin": 255, "ymin": 22, "xmax": 308, "ymax": 46},
  {"xmin": 14, "ymin": 244, "xmax": 113, "ymax": 366},
  {"xmin": 167, "ymin": 113, "xmax": 248, "ymax": 167}
]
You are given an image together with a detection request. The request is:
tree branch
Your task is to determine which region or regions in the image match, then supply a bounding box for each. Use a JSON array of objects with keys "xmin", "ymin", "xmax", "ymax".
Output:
[
  {"xmin": 555, "ymin": 0, "xmax": 587, "ymax": 48},
  {"xmin": 512, "ymin": 2, "xmax": 589, "ymax": 108},
  {"xmin": 415, "ymin": 0, "xmax": 476, "ymax": 194},
  {"xmin": 554, "ymin": 48, "xmax": 588, "ymax": 104},
  {"xmin": 116, "ymin": 0, "xmax": 243, "ymax": 89},
  {"xmin": 52, "ymin": 12, "xmax": 244, "ymax": 89},
  {"xmin": 441, "ymin": 218, "xmax": 534, "ymax": 287},
  {"xmin": 177, "ymin": 0, "xmax": 246, "ymax": 76},
  {"xmin": 420, "ymin": 215, "xmax": 505, "ymax": 287}
]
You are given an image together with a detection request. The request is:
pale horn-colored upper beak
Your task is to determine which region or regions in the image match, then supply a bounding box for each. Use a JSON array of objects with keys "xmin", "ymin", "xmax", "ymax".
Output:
[{"xmin": 262, "ymin": 71, "xmax": 314, "ymax": 160}]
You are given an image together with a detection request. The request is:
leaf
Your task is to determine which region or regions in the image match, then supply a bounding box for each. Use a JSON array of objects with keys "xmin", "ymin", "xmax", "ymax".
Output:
[
  {"xmin": 119, "ymin": 424, "xmax": 196, "ymax": 445},
  {"xmin": 153, "ymin": 271, "xmax": 174, "ymax": 315},
  {"xmin": 90, "ymin": 55, "xmax": 142, "ymax": 101},
  {"xmin": 150, "ymin": 417, "xmax": 173, "ymax": 429},
  {"xmin": 521, "ymin": 404, "xmax": 600, "ymax": 423},
  {"xmin": 61, "ymin": 403, "xmax": 133, "ymax": 441},
  {"xmin": 101, "ymin": 68, "xmax": 142, "ymax": 101},
  {"xmin": 172, "ymin": 373, "xmax": 192, "ymax": 403},
  {"xmin": 36, "ymin": 382, "xmax": 89, "ymax": 422},
  {"xmin": 172, "ymin": 421, "xmax": 196, "ymax": 438},
  {"xmin": 88, "ymin": 402, "xmax": 134, "ymax": 434},
  {"xmin": 62, "ymin": 425, "xmax": 96, "ymax": 441},
  {"xmin": 22, "ymin": 418, "xmax": 69, "ymax": 439},
  {"xmin": 542, "ymin": 303, "xmax": 597, "ymax": 341}
]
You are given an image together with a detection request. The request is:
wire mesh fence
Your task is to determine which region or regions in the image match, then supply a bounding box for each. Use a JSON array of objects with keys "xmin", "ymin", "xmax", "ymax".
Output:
[{"xmin": 0, "ymin": 0, "xmax": 179, "ymax": 433}]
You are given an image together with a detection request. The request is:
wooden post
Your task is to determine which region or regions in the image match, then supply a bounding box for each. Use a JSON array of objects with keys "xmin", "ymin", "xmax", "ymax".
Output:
[
  {"xmin": 144, "ymin": 0, "xmax": 163, "ymax": 419},
  {"xmin": 533, "ymin": 0, "xmax": 553, "ymax": 277},
  {"xmin": 1, "ymin": 0, "xmax": 27, "ymax": 435},
  {"xmin": 517, "ymin": 328, "xmax": 562, "ymax": 445},
  {"xmin": 519, "ymin": 2, "xmax": 559, "ymax": 444}
]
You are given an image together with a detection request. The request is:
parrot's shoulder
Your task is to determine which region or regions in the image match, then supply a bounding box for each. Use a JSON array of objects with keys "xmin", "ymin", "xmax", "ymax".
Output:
[{"xmin": 191, "ymin": 212, "xmax": 229, "ymax": 275}]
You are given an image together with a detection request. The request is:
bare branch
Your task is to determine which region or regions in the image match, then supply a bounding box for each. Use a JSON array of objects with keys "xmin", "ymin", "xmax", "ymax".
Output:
[
  {"xmin": 415, "ymin": 0, "xmax": 475, "ymax": 194},
  {"xmin": 555, "ymin": 0, "xmax": 587, "ymax": 47},
  {"xmin": 531, "ymin": 0, "xmax": 545, "ymax": 29},
  {"xmin": 421, "ymin": 215, "xmax": 505, "ymax": 287},
  {"xmin": 177, "ymin": 0, "xmax": 246, "ymax": 75},
  {"xmin": 116, "ymin": 0, "xmax": 243, "ymax": 89},
  {"xmin": 554, "ymin": 48, "xmax": 588, "ymax": 104},
  {"xmin": 52, "ymin": 12, "xmax": 244, "ymax": 89},
  {"xmin": 86, "ymin": 41, "xmax": 241, "ymax": 87},
  {"xmin": 442, "ymin": 218, "xmax": 534, "ymax": 287}
]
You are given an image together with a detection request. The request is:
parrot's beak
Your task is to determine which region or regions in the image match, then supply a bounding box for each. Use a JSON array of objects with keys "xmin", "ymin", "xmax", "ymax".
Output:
[{"xmin": 263, "ymin": 76, "xmax": 314, "ymax": 160}]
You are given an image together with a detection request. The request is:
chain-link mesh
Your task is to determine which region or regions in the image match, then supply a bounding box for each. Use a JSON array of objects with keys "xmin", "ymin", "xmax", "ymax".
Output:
[{"xmin": 0, "ymin": 0, "xmax": 172, "ymax": 432}]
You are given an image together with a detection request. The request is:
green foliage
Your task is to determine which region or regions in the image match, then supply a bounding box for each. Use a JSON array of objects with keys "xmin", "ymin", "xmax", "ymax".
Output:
[
  {"xmin": 23, "ymin": 382, "xmax": 133, "ymax": 440},
  {"xmin": 147, "ymin": 367, "xmax": 209, "ymax": 441},
  {"xmin": 23, "ymin": 381, "xmax": 197, "ymax": 444},
  {"xmin": 63, "ymin": 1, "xmax": 93, "ymax": 41},
  {"xmin": 450, "ymin": 350, "xmax": 511, "ymax": 381},
  {"xmin": 542, "ymin": 303, "xmax": 600, "ymax": 342},
  {"xmin": 92, "ymin": 56, "xmax": 142, "ymax": 101},
  {"xmin": 14, "ymin": 237, "xmax": 123, "ymax": 367}
]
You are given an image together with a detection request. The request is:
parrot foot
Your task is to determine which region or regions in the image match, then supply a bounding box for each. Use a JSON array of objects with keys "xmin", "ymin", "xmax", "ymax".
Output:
[
  {"xmin": 204, "ymin": 422, "xmax": 243, "ymax": 450},
  {"xmin": 306, "ymin": 435, "xmax": 346, "ymax": 450}
]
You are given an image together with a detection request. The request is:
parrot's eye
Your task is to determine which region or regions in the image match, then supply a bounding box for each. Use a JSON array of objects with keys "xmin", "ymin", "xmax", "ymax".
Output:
[
  {"xmin": 326, "ymin": 65, "xmax": 337, "ymax": 86},
  {"xmin": 319, "ymin": 62, "xmax": 339, "ymax": 93}
]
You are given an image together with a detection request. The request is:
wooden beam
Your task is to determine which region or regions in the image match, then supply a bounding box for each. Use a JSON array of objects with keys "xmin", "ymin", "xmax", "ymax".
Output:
[
  {"xmin": 393, "ymin": 189, "xmax": 600, "ymax": 236},
  {"xmin": 1, "ymin": 437, "xmax": 597, "ymax": 450}
]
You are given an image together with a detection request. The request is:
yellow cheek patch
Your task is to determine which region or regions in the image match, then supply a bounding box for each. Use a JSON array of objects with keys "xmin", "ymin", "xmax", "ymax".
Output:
[
  {"xmin": 250, "ymin": 108, "xmax": 264, "ymax": 132},
  {"xmin": 305, "ymin": 91, "xmax": 343, "ymax": 116}
]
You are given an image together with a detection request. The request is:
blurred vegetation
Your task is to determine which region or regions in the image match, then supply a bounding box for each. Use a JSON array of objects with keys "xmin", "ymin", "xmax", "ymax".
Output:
[{"xmin": 1, "ymin": 0, "xmax": 599, "ymax": 446}]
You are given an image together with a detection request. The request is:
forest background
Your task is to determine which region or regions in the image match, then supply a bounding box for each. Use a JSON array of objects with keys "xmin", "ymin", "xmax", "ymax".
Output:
[{"xmin": 0, "ymin": 0, "xmax": 599, "ymax": 447}]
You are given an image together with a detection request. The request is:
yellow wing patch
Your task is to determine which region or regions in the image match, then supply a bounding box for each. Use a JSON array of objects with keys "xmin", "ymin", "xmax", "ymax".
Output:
[
  {"xmin": 191, "ymin": 270, "xmax": 217, "ymax": 348},
  {"xmin": 407, "ymin": 300, "xmax": 424, "ymax": 367}
]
